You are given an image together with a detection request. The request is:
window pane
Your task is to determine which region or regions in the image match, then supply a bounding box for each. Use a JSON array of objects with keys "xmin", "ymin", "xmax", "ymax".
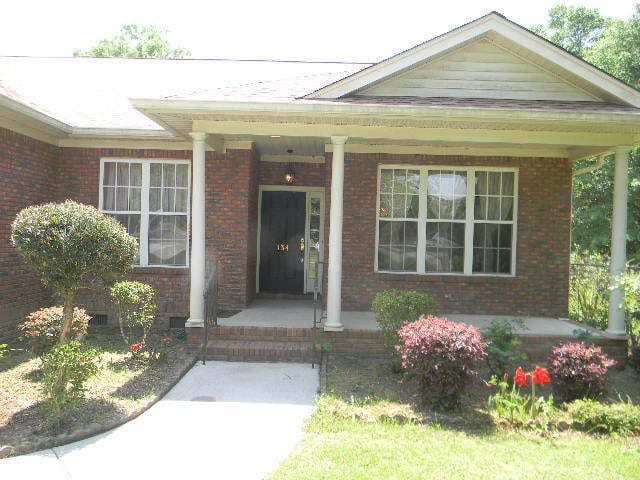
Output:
[
  {"xmin": 499, "ymin": 224, "xmax": 512, "ymax": 248},
  {"xmin": 175, "ymin": 189, "xmax": 188, "ymax": 213},
  {"xmin": 501, "ymin": 197, "xmax": 513, "ymax": 221},
  {"xmin": 150, "ymin": 164, "xmax": 162, "ymax": 187},
  {"xmin": 176, "ymin": 164, "xmax": 189, "ymax": 188},
  {"xmin": 116, "ymin": 187, "xmax": 129, "ymax": 210},
  {"xmin": 405, "ymin": 221, "xmax": 417, "ymax": 245},
  {"xmin": 103, "ymin": 163, "xmax": 116, "ymax": 185},
  {"xmin": 392, "ymin": 194, "xmax": 405, "ymax": 218},
  {"xmin": 502, "ymin": 172, "xmax": 514, "ymax": 195},
  {"xmin": 407, "ymin": 170, "xmax": 420, "ymax": 194},
  {"xmin": 378, "ymin": 246, "xmax": 390, "ymax": 270},
  {"xmin": 175, "ymin": 216, "xmax": 188, "ymax": 240},
  {"xmin": 128, "ymin": 187, "xmax": 141, "ymax": 211},
  {"xmin": 379, "ymin": 221, "xmax": 391, "ymax": 245},
  {"xmin": 163, "ymin": 188, "xmax": 176, "ymax": 212},
  {"xmin": 380, "ymin": 169, "xmax": 393, "ymax": 193},
  {"xmin": 149, "ymin": 188, "xmax": 161, "ymax": 212},
  {"xmin": 425, "ymin": 221, "xmax": 464, "ymax": 273},
  {"xmin": 379, "ymin": 194, "xmax": 391, "ymax": 218},
  {"xmin": 393, "ymin": 169, "xmax": 406, "ymax": 193},
  {"xmin": 163, "ymin": 164, "xmax": 176, "ymax": 187},
  {"xmin": 103, "ymin": 186, "xmax": 116, "ymax": 210},
  {"xmin": 117, "ymin": 163, "xmax": 129, "ymax": 186},
  {"xmin": 391, "ymin": 222, "xmax": 404, "ymax": 244},
  {"xmin": 406, "ymin": 195, "xmax": 419, "ymax": 218},
  {"xmin": 130, "ymin": 163, "xmax": 142, "ymax": 187},
  {"xmin": 310, "ymin": 213, "xmax": 320, "ymax": 231}
]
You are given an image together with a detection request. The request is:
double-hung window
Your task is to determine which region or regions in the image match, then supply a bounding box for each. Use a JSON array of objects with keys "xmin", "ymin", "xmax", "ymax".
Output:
[
  {"xmin": 377, "ymin": 166, "xmax": 517, "ymax": 275},
  {"xmin": 100, "ymin": 159, "xmax": 191, "ymax": 267}
]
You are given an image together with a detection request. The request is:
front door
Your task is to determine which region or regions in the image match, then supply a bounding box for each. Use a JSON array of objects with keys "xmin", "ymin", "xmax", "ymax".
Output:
[{"xmin": 259, "ymin": 191, "xmax": 306, "ymax": 293}]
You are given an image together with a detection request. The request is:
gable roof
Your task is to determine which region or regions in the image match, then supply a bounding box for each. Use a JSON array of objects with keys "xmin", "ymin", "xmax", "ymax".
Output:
[{"xmin": 305, "ymin": 12, "xmax": 640, "ymax": 108}]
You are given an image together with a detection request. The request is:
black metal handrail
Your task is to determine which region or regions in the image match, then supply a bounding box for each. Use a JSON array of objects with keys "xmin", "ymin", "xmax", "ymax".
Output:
[
  {"xmin": 313, "ymin": 261, "xmax": 326, "ymax": 329},
  {"xmin": 201, "ymin": 259, "xmax": 218, "ymax": 365}
]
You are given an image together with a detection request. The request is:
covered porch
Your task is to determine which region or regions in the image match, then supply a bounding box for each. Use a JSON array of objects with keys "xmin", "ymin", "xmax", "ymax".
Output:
[{"xmin": 199, "ymin": 297, "xmax": 628, "ymax": 363}]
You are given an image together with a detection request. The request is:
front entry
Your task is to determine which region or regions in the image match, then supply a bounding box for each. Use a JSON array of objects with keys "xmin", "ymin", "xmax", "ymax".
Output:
[{"xmin": 259, "ymin": 191, "xmax": 306, "ymax": 293}]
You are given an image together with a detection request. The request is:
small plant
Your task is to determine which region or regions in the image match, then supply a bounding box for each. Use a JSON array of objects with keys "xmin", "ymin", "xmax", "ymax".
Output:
[
  {"xmin": 487, "ymin": 366, "xmax": 555, "ymax": 428},
  {"xmin": 567, "ymin": 398, "xmax": 640, "ymax": 435},
  {"xmin": 40, "ymin": 340, "xmax": 98, "ymax": 429},
  {"xmin": 110, "ymin": 281, "xmax": 157, "ymax": 349},
  {"xmin": 396, "ymin": 315, "xmax": 486, "ymax": 410},
  {"xmin": 18, "ymin": 306, "xmax": 90, "ymax": 355},
  {"xmin": 572, "ymin": 328, "xmax": 596, "ymax": 343},
  {"xmin": 127, "ymin": 333, "xmax": 176, "ymax": 362},
  {"xmin": 482, "ymin": 318, "xmax": 527, "ymax": 378},
  {"xmin": 548, "ymin": 341, "xmax": 616, "ymax": 403},
  {"xmin": 371, "ymin": 289, "xmax": 439, "ymax": 356},
  {"xmin": 0, "ymin": 343, "xmax": 6, "ymax": 358},
  {"xmin": 569, "ymin": 252, "xmax": 610, "ymax": 329}
]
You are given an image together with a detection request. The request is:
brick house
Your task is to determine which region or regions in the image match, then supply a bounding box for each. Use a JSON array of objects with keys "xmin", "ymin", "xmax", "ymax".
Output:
[{"xmin": 1, "ymin": 12, "xmax": 639, "ymax": 344}]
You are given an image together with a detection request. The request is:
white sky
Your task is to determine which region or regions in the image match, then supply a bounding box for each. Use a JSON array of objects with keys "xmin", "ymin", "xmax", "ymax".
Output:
[{"xmin": 1, "ymin": 0, "xmax": 636, "ymax": 62}]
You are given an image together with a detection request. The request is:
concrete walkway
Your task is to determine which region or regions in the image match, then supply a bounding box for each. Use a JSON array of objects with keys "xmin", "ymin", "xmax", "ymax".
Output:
[{"xmin": 0, "ymin": 362, "xmax": 319, "ymax": 479}]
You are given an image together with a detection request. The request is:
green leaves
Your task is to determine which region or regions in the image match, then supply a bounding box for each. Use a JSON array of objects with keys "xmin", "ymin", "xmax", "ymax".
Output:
[{"xmin": 74, "ymin": 24, "xmax": 191, "ymax": 59}]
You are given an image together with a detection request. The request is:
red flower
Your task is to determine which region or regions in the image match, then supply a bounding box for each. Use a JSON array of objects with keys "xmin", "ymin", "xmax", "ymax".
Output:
[
  {"xmin": 130, "ymin": 340, "xmax": 145, "ymax": 352},
  {"xmin": 163, "ymin": 337, "xmax": 172, "ymax": 342},
  {"xmin": 531, "ymin": 366, "xmax": 551, "ymax": 385},
  {"xmin": 514, "ymin": 366, "xmax": 527, "ymax": 387}
]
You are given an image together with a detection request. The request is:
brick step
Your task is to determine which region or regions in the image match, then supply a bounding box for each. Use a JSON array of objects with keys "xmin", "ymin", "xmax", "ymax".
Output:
[
  {"xmin": 209, "ymin": 326, "xmax": 317, "ymax": 342},
  {"xmin": 205, "ymin": 339, "xmax": 320, "ymax": 363}
]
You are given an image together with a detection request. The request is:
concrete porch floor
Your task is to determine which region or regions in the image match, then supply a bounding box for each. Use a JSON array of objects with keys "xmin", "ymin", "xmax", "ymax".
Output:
[{"xmin": 218, "ymin": 296, "xmax": 611, "ymax": 338}]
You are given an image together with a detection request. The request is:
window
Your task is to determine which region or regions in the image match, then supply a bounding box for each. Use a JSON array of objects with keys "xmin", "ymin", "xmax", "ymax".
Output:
[
  {"xmin": 377, "ymin": 166, "xmax": 517, "ymax": 275},
  {"xmin": 100, "ymin": 159, "xmax": 190, "ymax": 267}
]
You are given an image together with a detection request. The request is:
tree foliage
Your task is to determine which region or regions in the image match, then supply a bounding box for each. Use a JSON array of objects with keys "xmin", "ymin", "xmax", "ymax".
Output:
[
  {"xmin": 11, "ymin": 201, "xmax": 137, "ymax": 341},
  {"xmin": 534, "ymin": 5, "xmax": 640, "ymax": 260},
  {"xmin": 74, "ymin": 24, "xmax": 190, "ymax": 58}
]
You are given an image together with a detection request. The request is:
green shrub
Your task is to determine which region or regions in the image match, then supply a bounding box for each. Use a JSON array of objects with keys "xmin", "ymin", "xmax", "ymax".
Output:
[
  {"xmin": 567, "ymin": 398, "xmax": 640, "ymax": 435},
  {"xmin": 482, "ymin": 318, "xmax": 527, "ymax": 378},
  {"xmin": 569, "ymin": 252, "xmax": 610, "ymax": 330},
  {"xmin": 616, "ymin": 270, "xmax": 640, "ymax": 370},
  {"xmin": 18, "ymin": 306, "xmax": 90, "ymax": 355},
  {"xmin": 40, "ymin": 340, "xmax": 98, "ymax": 428},
  {"xmin": 548, "ymin": 341, "xmax": 616, "ymax": 403},
  {"xmin": 11, "ymin": 201, "xmax": 137, "ymax": 341},
  {"xmin": 371, "ymin": 289, "xmax": 439, "ymax": 355},
  {"xmin": 396, "ymin": 315, "xmax": 487, "ymax": 410},
  {"xmin": 110, "ymin": 281, "xmax": 157, "ymax": 348},
  {"xmin": 0, "ymin": 344, "xmax": 6, "ymax": 358}
]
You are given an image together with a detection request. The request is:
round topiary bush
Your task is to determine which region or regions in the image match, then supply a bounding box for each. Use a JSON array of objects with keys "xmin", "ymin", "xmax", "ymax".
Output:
[
  {"xmin": 18, "ymin": 306, "xmax": 90, "ymax": 355},
  {"xmin": 548, "ymin": 341, "xmax": 616, "ymax": 403},
  {"xmin": 396, "ymin": 315, "xmax": 487, "ymax": 410}
]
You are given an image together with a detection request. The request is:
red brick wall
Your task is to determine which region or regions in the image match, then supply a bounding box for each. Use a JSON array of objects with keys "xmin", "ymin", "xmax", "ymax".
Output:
[
  {"xmin": 328, "ymin": 153, "xmax": 572, "ymax": 318},
  {"xmin": 0, "ymin": 128, "xmax": 59, "ymax": 340},
  {"xmin": 259, "ymin": 161, "xmax": 325, "ymax": 187}
]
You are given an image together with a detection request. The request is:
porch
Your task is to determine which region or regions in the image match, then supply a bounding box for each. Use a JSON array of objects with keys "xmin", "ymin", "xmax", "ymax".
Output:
[{"xmin": 189, "ymin": 297, "xmax": 627, "ymax": 364}]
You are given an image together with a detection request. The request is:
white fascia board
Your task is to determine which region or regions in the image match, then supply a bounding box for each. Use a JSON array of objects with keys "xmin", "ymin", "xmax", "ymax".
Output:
[
  {"xmin": 67, "ymin": 127, "xmax": 174, "ymax": 138},
  {"xmin": 132, "ymin": 97, "xmax": 640, "ymax": 128},
  {"xmin": 303, "ymin": 13, "xmax": 640, "ymax": 108},
  {"xmin": 0, "ymin": 94, "xmax": 71, "ymax": 138}
]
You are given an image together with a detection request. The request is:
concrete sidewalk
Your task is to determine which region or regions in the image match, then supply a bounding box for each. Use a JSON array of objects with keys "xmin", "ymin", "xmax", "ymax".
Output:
[{"xmin": 0, "ymin": 362, "xmax": 319, "ymax": 479}]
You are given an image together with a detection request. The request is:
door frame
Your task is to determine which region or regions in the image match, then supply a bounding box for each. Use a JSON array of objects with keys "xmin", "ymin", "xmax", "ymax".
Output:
[{"xmin": 256, "ymin": 185, "xmax": 325, "ymax": 294}]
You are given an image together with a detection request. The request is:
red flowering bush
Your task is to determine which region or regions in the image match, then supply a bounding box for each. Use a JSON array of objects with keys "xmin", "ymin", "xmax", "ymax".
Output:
[
  {"xmin": 396, "ymin": 315, "xmax": 487, "ymax": 410},
  {"xmin": 548, "ymin": 341, "xmax": 616, "ymax": 403}
]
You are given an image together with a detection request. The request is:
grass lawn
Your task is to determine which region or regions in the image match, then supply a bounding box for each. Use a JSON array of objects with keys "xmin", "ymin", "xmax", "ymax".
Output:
[
  {"xmin": 268, "ymin": 355, "xmax": 640, "ymax": 480},
  {"xmin": 0, "ymin": 327, "xmax": 194, "ymax": 455}
]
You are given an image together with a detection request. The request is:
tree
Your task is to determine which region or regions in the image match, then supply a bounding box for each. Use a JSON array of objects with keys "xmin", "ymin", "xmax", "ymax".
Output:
[
  {"xmin": 531, "ymin": 5, "xmax": 606, "ymax": 56},
  {"xmin": 74, "ymin": 24, "xmax": 190, "ymax": 58},
  {"xmin": 534, "ymin": 5, "xmax": 640, "ymax": 261},
  {"xmin": 11, "ymin": 201, "xmax": 137, "ymax": 342}
]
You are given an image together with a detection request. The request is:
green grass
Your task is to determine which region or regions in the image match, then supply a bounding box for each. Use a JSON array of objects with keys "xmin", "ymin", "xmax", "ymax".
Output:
[
  {"xmin": 267, "ymin": 355, "xmax": 640, "ymax": 480},
  {"xmin": 269, "ymin": 400, "xmax": 640, "ymax": 480}
]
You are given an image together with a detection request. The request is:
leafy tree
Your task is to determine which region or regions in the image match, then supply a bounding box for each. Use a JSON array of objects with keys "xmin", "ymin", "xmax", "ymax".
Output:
[
  {"xmin": 534, "ymin": 5, "xmax": 640, "ymax": 261},
  {"xmin": 11, "ymin": 201, "xmax": 137, "ymax": 342},
  {"xmin": 532, "ymin": 5, "xmax": 605, "ymax": 56},
  {"xmin": 74, "ymin": 24, "xmax": 190, "ymax": 58}
]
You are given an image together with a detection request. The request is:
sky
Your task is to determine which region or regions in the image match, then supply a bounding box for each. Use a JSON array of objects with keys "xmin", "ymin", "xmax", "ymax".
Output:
[{"xmin": 1, "ymin": 0, "xmax": 636, "ymax": 62}]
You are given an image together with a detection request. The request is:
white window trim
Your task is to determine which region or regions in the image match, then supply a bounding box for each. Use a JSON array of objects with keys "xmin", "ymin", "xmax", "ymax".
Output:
[
  {"xmin": 99, "ymin": 158, "xmax": 191, "ymax": 268},
  {"xmin": 375, "ymin": 164, "xmax": 518, "ymax": 277}
]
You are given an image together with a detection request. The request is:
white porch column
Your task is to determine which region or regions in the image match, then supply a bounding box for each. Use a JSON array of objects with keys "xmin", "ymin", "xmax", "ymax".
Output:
[
  {"xmin": 325, "ymin": 136, "xmax": 348, "ymax": 331},
  {"xmin": 186, "ymin": 132, "xmax": 207, "ymax": 327},
  {"xmin": 607, "ymin": 145, "xmax": 631, "ymax": 335}
]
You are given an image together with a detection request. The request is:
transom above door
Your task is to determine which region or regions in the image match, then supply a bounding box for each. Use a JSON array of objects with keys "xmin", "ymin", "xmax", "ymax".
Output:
[{"xmin": 257, "ymin": 186, "xmax": 324, "ymax": 294}]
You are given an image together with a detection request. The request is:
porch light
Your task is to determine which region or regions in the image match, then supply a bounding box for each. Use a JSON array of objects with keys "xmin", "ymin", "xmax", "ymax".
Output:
[{"xmin": 284, "ymin": 149, "xmax": 296, "ymax": 184}]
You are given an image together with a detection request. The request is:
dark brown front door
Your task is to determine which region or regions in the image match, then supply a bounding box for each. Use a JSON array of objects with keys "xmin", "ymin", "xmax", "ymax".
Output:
[{"xmin": 259, "ymin": 191, "xmax": 306, "ymax": 293}]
